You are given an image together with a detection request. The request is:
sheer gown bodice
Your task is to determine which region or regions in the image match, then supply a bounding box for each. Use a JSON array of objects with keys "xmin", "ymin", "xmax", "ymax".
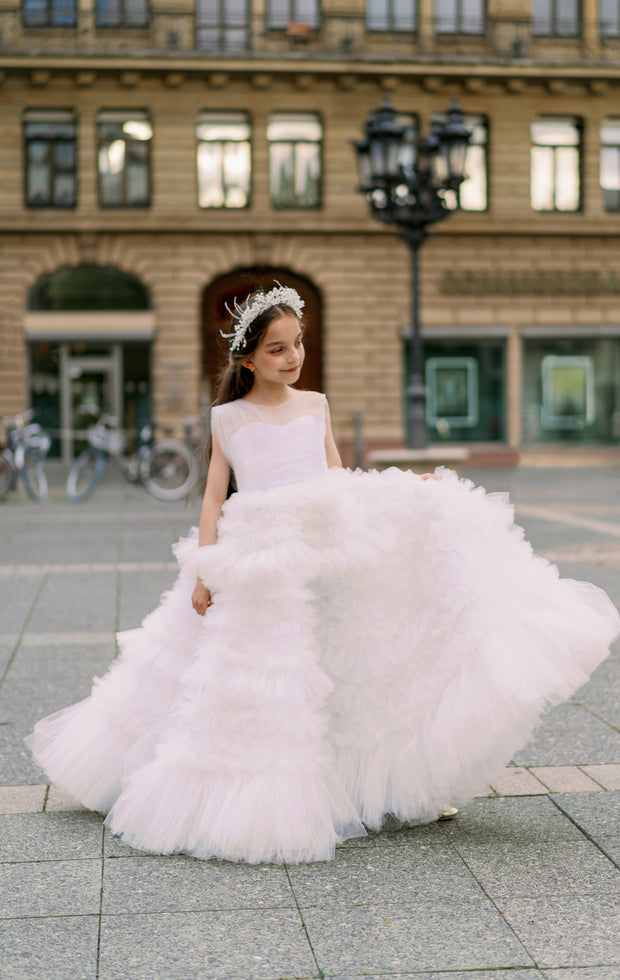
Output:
[{"xmin": 211, "ymin": 389, "xmax": 328, "ymax": 493}]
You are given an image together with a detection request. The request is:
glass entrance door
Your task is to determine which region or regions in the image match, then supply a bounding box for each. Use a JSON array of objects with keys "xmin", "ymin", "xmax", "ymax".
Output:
[{"xmin": 59, "ymin": 345, "xmax": 122, "ymax": 462}]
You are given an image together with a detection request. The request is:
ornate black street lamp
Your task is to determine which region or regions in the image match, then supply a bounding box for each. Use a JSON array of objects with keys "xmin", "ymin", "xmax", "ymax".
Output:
[{"xmin": 353, "ymin": 99, "xmax": 471, "ymax": 449}]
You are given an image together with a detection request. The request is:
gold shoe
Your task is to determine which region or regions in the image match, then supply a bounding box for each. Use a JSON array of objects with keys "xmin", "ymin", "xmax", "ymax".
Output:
[{"xmin": 437, "ymin": 805, "xmax": 458, "ymax": 821}]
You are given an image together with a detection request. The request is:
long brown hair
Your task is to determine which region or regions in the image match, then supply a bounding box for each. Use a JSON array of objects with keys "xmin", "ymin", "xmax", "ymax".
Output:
[
  {"xmin": 213, "ymin": 299, "xmax": 302, "ymax": 405},
  {"xmin": 189, "ymin": 297, "xmax": 303, "ymax": 499}
]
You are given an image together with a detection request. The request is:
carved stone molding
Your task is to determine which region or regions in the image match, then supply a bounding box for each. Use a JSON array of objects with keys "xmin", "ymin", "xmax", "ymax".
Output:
[
  {"xmin": 251, "ymin": 233, "xmax": 273, "ymax": 265},
  {"xmin": 208, "ymin": 72, "xmax": 229, "ymax": 89},
  {"xmin": 440, "ymin": 268, "xmax": 620, "ymax": 296},
  {"xmin": 547, "ymin": 78, "xmax": 568, "ymax": 95},
  {"xmin": 295, "ymin": 73, "xmax": 314, "ymax": 90},
  {"xmin": 30, "ymin": 70, "xmax": 51, "ymax": 88},
  {"xmin": 75, "ymin": 71, "xmax": 96, "ymax": 88},
  {"xmin": 505, "ymin": 77, "xmax": 526, "ymax": 94},
  {"xmin": 421, "ymin": 76, "xmax": 442, "ymax": 92},
  {"xmin": 338, "ymin": 73, "xmax": 357, "ymax": 90},
  {"xmin": 252, "ymin": 73, "xmax": 271, "ymax": 89},
  {"xmin": 119, "ymin": 71, "xmax": 141, "ymax": 88},
  {"xmin": 164, "ymin": 72, "xmax": 184, "ymax": 88},
  {"xmin": 590, "ymin": 79, "xmax": 611, "ymax": 95},
  {"xmin": 76, "ymin": 232, "xmax": 99, "ymax": 265}
]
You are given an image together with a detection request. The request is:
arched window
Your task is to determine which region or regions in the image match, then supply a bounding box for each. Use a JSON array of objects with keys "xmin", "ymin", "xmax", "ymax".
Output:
[{"xmin": 28, "ymin": 265, "xmax": 151, "ymax": 311}]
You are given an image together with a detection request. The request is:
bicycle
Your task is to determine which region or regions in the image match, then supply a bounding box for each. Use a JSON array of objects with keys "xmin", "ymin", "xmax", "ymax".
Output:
[
  {"xmin": 66, "ymin": 414, "xmax": 194, "ymax": 502},
  {"xmin": 0, "ymin": 410, "xmax": 51, "ymax": 503}
]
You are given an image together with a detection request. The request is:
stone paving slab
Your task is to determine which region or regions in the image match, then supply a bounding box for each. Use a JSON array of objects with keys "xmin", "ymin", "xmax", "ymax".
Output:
[
  {"xmin": 98, "ymin": 908, "xmax": 317, "ymax": 980},
  {"xmin": 0, "ymin": 784, "xmax": 46, "ymax": 814},
  {"xmin": 541, "ymin": 970, "xmax": 620, "ymax": 980},
  {"xmin": 552, "ymin": 790, "xmax": 620, "ymax": 838},
  {"xmin": 580, "ymin": 764, "xmax": 620, "ymax": 790},
  {"xmin": 0, "ymin": 916, "xmax": 99, "ymax": 980},
  {"xmin": 0, "ymin": 859, "xmax": 102, "ymax": 918},
  {"xmin": 451, "ymin": 839, "xmax": 620, "ymax": 897},
  {"xmin": 326, "ymin": 973, "xmax": 545, "ymax": 980},
  {"xmin": 489, "ymin": 767, "xmax": 548, "ymax": 795},
  {"xmin": 102, "ymin": 854, "xmax": 296, "ymax": 914},
  {"xmin": 287, "ymin": 842, "xmax": 481, "ymax": 907},
  {"xmin": 497, "ymin": 895, "xmax": 620, "ymax": 968},
  {"xmin": 513, "ymin": 703, "xmax": 620, "ymax": 766},
  {"xmin": 438, "ymin": 796, "xmax": 588, "ymax": 845},
  {"xmin": 529, "ymin": 766, "xmax": 604, "ymax": 792},
  {"xmin": 0, "ymin": 811, "xmax": 103, "ymax": 863},
  {"xmin": 302, "ymin": 899, "xmax": 534, "ymax": 974},
  {"xmin": 27, "ymin": 572, "xmax": 118, "ymax": 634}
]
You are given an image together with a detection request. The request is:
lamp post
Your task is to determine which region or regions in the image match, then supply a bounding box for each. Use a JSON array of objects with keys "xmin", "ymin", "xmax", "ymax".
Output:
[{"xmin": 353, "ymin": 99, "xmax": 471, "ymax": 449}]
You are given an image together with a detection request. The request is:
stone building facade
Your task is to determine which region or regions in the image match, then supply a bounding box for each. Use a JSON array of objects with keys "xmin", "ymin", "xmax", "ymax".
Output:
[{"xmin": 2, "ymin": 0, "xmax": 620, "ymax": 460}]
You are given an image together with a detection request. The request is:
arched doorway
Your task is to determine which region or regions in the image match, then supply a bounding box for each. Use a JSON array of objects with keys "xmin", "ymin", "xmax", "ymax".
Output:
[
  {"xmin": 26, "ymin": 265, "xmax": 154, "ymax": 461},
  {"xmin": 202, "ymin": 269, "xmax": 323, "ymax": 398}
]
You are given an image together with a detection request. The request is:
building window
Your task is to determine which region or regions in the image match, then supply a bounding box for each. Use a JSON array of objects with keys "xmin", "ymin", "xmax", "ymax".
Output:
[
  {"xmin": 531, "ymin": 0, "xmax": 580, "ymax": 36},
  {"xmin": 268, "ymin": 0, "xmax": 319, "ymax": 30},
  {"xmin": 530, "ymin": 118, "xmax": 581, "ymax": 212},
  {"xmin": 600, "ymin": 120, "xmax": 620, "ymax": 211},
  {"xmin": 601, "ymin": 0, "xmax": 620, "ymax": 36},
  {"xmin": 267, "ymin": 113, "xmax": 322, "ymax": 209},
  {"xmin": 435, "ymin": 0, "xmax": 485, "ymax": 34},
  {"xmin": 96, "ymin": 0, "xmax": 149, "ymax": 27},
  {"xmin": 97, "ymin": 110, "xmax": 152, "ymax": 208},
  {"xmin": 443, "ymin": 115, "xmax": 488, "ymax": 212},
  {"xmin": 23, "ymin": 0, "xmax": 76, "ymax": 26},
  {"xmin": 196, "ymin": 112, "xmax": 251, "ymax": 209},
  {"xmin": 24, "ymin": 109, "xmax": 77, "ymax": 209},
  {"xmin": 196, "ymin": 0, "xmax": 248, "ymax": 51},
  {"xmin": 366, "ymin": 0, "xmax": 416, "ymax": 31}
]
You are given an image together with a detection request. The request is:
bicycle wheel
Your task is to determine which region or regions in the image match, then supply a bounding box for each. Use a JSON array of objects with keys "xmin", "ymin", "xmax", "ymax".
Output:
[
  {"xmin": 19, "ymin": 447, "xmax": 48, "ymax": 503},
  {"xmin": 66, "ymin": 448, "xmax": 106, "ymax": 502},
  {"xmin": 0, "ymin": 452, "xmax": 17, "ymax": 500},
  {"xmin": 139, "ymin": 440, "xmax": 193, "ymax": 501}
]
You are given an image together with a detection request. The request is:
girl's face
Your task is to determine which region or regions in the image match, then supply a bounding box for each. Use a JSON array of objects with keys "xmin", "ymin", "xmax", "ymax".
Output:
[{"xmin": 244, "ymin": 313, "xmax": 305, "ymax": 387}]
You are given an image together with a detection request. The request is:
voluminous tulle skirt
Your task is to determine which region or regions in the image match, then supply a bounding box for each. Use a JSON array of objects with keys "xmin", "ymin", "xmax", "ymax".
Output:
[{"xmin": 26, "ymin": 467, "xmax": 620, "ymax": 863}]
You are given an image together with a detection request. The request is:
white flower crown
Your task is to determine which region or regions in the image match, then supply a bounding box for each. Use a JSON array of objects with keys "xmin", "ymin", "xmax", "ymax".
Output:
[{"xmin": 221, "ymin": 281, "xmax": 305, "ymax": 352}]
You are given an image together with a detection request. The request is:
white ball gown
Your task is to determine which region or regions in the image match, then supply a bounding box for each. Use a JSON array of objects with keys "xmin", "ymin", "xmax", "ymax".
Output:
[{"xmin": 26, "ymin": 389, "xmax": 620, "ymax": 864}]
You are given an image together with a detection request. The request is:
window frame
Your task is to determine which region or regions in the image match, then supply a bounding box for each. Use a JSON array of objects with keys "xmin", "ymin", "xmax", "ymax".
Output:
[
  {"xmin": 95, "ymin": 0, "xmax": 149, "ymax": 28},
  {"xmin": 365, "ymin": 0, "xmax": 417, "ymax": 33},
  {"xmin": 530, "ymin": 116, "xmax": 583, "ymax": 214},
  {"xmin": 96, "ymin": 109, "xmax": 153, "ymax": 210},
  {"xmin": 444, "ymin": 113, "xmax": 489, "ymax": 213},
  {"xmin": 196, "ymin": 0, "xmax": 250, "ymax": 51},
  {"xmin": 531, "ymin": 0, "xmax": 581, "ymax": 37},
  {"xmin": 435, "ymin": 0, "xmax": 486, "ymax": 36},
  {"xmin": 600, "ymin": 118, "xmax": 620, "ymax": 212},
  {"xmin": 23, "ymin": 108, "xmax": 78, "ymax": 211},
  {"xmin": 267, "ymin": 0, "xmax": 319, "ymax": 31},
  {"xmin": 22, "ymin": 0, "xmax": 77, "ymax": 27},
  {"xmin": 267, "ymin": 111, "xmax": 323, "ymax": 211},
  {"xmin": 195, "ymin": 110, "xmax": 252, "ymax": 210},
  {"xmin": 601, "ymin": 0, "xmax": 620, "ymax": 39}
]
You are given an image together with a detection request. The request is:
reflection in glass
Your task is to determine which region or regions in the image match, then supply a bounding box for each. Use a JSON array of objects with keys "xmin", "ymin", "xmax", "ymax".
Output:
[
  {"xmin": 435, "ymin": 0, "xmax": 484, "ymax": 34},
  {"xmin": 24, "ymin": 110, "xmax": 76, "ymax": 208},
  {"xmin": 531, "ymin": 0, "xmax": 579, "ymax": 36},
  {"xmin": 96, "ymin": 0, "xmax": 148, "ymax": 27},
  {"xmin": 530, "ymin": 119, "xmax": 581, "ymax": 212},
  {"xmin": 600, "ymin": 120, "xmax": 620, "ymax": 211},
  {"xmin": 97, "ymin": 111, "xmax": 151, "ymax": 207},
  {"xmin": 268, "ymin": 113, "xmax": 322, "ymax": 209},
  {"xmin": 601, "ymin": 0, "xmax": 620, "ymax": 37},
  {"xmin": 196, "ymin": 112, "xmax": 251, "ymax": 209},
  {"xmin": 196, "ymin": 0, "xmax": 248, "ymax": 50},
  {"xmin": 268, "ymin": 0, "xmax": 318, "ymax": 29},
  {"xmin": 541, "ymin": 356, "xmax": 594, "ymax": 430},
  {"xmin": 366, "ymin": 0, "xmax": 415, "ymax": 31},
  {"xmin": 23, "ymin": 0, "xmax": 76, "ymax": 25}
]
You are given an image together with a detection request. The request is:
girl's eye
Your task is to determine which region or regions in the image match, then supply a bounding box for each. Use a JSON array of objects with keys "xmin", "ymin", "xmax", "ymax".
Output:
[
  {"xmin": 271, "ymin": 348, "xmax": 283, "ymax": 354},
  {"xmin": 296, "ymin": 339, "xmax": 303, "ymax": 347}
]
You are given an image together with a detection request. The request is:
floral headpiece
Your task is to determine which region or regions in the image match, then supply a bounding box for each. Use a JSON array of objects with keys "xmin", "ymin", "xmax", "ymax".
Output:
[{"xmin": 221, "ymin": 281, "xmax": 305, "ymax": 352}]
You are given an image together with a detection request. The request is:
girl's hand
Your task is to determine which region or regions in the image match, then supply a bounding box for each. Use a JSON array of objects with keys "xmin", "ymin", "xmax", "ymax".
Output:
[
  {"xmin": 420, "ymin": 472, "xmax": 443, "ymax": 481},
  {"xmin": 192, "ymin": 579, "xmax": 212, "ymax": 616}
]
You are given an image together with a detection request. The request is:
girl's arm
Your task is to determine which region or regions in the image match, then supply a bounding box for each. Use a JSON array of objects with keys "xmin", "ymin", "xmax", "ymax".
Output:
[
  {"xmin": 324, "ymin": 398, "xmax": 342, "ymax": 469},
  {"xmin": 192, "ymin": 431, "xmax": 231, "ymax": 615}
]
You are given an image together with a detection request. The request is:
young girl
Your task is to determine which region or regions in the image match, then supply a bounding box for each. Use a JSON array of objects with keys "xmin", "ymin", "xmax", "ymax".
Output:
[{"xmin": 27, "ymin": 282, "xmax": 620, "ymax": 864}]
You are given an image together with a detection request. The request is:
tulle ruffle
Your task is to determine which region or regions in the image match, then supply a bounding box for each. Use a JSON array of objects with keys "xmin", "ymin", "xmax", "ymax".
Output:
[{"xmin": 27, "ymin": 466, "xmax": 620, "ymax": 862}]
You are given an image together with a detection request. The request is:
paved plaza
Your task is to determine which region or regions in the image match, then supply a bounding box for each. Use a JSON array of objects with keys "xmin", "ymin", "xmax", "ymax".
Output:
[{"xmin": 0, "ymin": 461, "xmax": 619, "ymax": 979}]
